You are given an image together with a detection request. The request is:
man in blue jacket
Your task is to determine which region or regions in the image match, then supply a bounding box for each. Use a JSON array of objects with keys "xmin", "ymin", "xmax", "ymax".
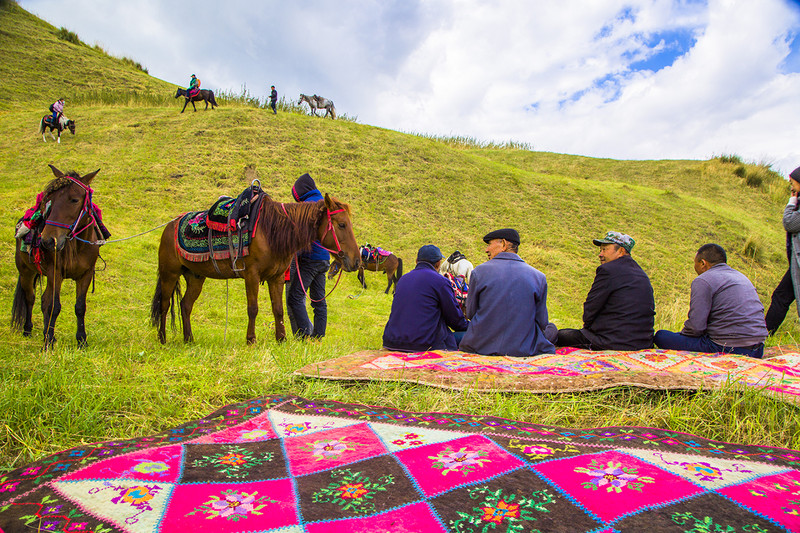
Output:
[
  {"xmin": 459, "ymin": 228, "xmax": 555, "ymax": 357},
  {"xmin": 286, "ymin": 173, "xmax": 330, "ymax": 339},
  {"xmin": 553, "ymin": 231, "xmax": 655, "ymax": 350},
  {"xmin": 382, "ymin": 245, "xmax": 468, "ymax": 351}
]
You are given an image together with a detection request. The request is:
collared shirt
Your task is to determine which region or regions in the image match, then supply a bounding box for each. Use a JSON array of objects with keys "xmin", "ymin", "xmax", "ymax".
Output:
[
  {"xmin": 382, "ymin": 261, "xmax": 468, "ymax": 352},
  {"xmin": 681, "ymin": 263, "xmax": 767, "ymax": 347},
  {"xmin": 459, "ymin": 252, "xmax": 554, "ymax": 357}
]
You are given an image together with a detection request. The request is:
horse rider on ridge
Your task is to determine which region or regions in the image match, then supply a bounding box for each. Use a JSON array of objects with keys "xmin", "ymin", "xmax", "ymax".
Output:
[{"xmin": 188, "ymin": 74, "xmax": 200, "ymax": 97}]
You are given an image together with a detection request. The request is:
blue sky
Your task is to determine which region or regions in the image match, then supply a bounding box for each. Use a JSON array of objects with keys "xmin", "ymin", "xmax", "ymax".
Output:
[{"xmin": 18, "ymin": 0, "xmax": 800, "ymax": 175}]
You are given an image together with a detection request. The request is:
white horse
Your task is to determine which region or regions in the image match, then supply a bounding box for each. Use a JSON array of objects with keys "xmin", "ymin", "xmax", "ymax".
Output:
[
  {"xmin": 439, "ymin": 250, "xmax": 474, "ymax": 284},
  {"xmin": 298, "ymin": 93, "xmax": 336, "ymax": 119}
]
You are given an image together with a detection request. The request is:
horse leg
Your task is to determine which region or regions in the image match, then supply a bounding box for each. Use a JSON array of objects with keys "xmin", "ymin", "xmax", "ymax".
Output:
[
  {"xmin": 266, "ymin": 278, "xmax": 287, "ymax": 342},
  {"xmin": 155, "ymin": 270, "xmax": 180, "ymax": 344},
  {"xmin": 192, "ymin": 99, "xmax": 197, "ymax": 112},
  {"xmin": 57, "ymin": 128, "xmax": 61, "ymax": 144},
  {"xmin": 41, "ymin": 275, "xmax": 63, "ymax": 349},
  {"xmin": 358, "ymin": 267, "xmax": 366, "ymax": 289},
  {"xmin": 74, "ymin": 269, "xmax": 94, "ymax": 347},
  {"xmin": 13, "ymin": 271, "xmax": 37, "ymax": 336},
  {"xmin": 181, "ymin": 98, "xmax": 189, "ymax": 113},
  {"xmin": 179, "ymin": 273, "xmax": 205, "ymax": 343},
  {"xmin": 385, "ymin": 268, "xmax": 393, "ymax": 294},
  {"xmin": 243, "ymin": 272, "xmax": 261, "ymax": 344}
]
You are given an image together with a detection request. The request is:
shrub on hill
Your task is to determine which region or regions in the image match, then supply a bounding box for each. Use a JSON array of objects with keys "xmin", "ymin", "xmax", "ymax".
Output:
[{"xmin": 55, "ymin": 26, "xmax": 83, "ymax": 46}]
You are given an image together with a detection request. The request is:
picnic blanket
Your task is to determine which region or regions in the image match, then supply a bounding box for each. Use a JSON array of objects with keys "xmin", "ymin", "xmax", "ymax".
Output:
[
  {"xmin": 1, "ymin": 394, "xmax": 799, "ymax": 532},
  {"xmin": 294, "ymin": 347, "xmax": 800, "ymax": 404}
]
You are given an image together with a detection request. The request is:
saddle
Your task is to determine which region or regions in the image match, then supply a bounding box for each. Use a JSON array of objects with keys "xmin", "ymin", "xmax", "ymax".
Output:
[
  {"xmin": 176, "ymin": 181, "xmax": 267, "ymax": 271},
  {"xmin": 360, "ymin": 245, "xmax": 391, "ymax": 264},
  {"xmin": 444, "ymin": 272, "xmax": 469, "ymax": 312},
  {"xmin": 447, "ymin": 250, "xmax": 467, "ymax": 264},
  {"xmin": 187, "ymin": 88, "xmax": 200, "ymax": 98}
]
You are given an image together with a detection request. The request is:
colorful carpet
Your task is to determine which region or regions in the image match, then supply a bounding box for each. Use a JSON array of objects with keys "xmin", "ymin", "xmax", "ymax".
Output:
[
  {"xmin": 294, "ymin": 346, "xmax": 800, "ymax": 403},
  {"xmin": 2, "ymin": 395, "xmax": 799, "ymax": 532}
]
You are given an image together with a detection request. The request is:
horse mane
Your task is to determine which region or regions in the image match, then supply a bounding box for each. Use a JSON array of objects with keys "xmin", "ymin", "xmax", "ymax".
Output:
[{"xmin": 258, "ymin": 197, "xmax": 350, "ymax": 257}]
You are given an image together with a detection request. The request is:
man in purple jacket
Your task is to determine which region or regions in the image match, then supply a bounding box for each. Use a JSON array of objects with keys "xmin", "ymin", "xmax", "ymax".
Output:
[
  {"xmin": 382, "ymin": 245, "xmax": 468, "ymax": 352},
  {"xmin": 654, "ymin": 243, "xmax": 768, "ymax": 358},
  {"xmin": 459, "ymin": 228, "xmax": 555, "ymax": 357},
  {"xmin": 553, "ymin": 231, "xmax": 655, "ymax": 350}
]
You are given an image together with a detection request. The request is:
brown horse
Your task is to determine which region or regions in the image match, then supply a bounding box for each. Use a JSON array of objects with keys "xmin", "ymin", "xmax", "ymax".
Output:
[
  {"xmin": 151, "ymin": 194, "xmax": 360, "ymax": 344},
  {"xmin": 357, "ymin": 246, "xmax": 403, "ymax": 294},
  {"xmin": 12, "ymin": 165, "xmax": 104, "ymax": 348}
]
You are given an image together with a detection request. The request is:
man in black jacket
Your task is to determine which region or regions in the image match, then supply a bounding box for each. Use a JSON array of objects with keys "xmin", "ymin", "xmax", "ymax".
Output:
[{"xmin": 552, "ymin": 231, "xmax": 655, "ymax": 350}]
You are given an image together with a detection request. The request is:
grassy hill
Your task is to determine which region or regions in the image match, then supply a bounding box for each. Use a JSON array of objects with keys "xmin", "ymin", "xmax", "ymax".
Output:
[{"xmin": 0, "ymin": 1, "xmax": 798, "ymax": 470}]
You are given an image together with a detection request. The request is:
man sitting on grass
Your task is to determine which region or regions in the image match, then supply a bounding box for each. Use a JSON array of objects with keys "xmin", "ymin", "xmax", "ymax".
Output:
[
  {"xmin": 552, "ymin": 231, "xmax": 655, "ymax": 350},
  {"xmin": 654, "ymin": 243, "xmax": 768, "ymax": 358},
  {"xmin": 459, "ymin": 228, "xmax": 555, "ymax": 357},
  {"xmin": 382, "ymin": 244, "xmax": 468, "ymax": 352}
]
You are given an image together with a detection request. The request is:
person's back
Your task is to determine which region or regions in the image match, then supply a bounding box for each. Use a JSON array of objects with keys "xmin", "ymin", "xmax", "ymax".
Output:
[
  {"xmin": 690, "ymin": 263, "xmax": 767, "ymax": 346},
  {"xmin": 382, "ymin": 246, "xmax": 468, "ymax": 352},
  {"xmin": 582, "ymin": 254, "xmax": 655, "ymax": 350},
  {"xmin": 459, "ymin": 229, "xmax": 554, "ymax": 357}
]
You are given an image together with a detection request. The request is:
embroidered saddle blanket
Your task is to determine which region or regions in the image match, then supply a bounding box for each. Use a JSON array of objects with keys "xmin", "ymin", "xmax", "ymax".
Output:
[{"xmin": 175, "ymin": 188, "xmax": 265, "ymax": 262}]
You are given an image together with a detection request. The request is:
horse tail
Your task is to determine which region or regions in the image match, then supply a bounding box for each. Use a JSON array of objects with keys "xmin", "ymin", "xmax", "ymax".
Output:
[
  {"xmin": 38, "ymin": 117, "xmax": 45, "ymax": 135},
  {"xmin": 209, "ymin": 90, "xmax": 217, "ymax": 107},
  {"xmin": 330, "ymin": 103, "xmax": 336, "ymax": 120},
  {"xmin": 395, "ymin": 257, "xmax": 403, "ymax": 281},
  {"xmin": 150, "ymin": 270, "xmax": 182, "ymax": 331},
  {"xmin": 11, "ymin": 274, "xmax": 37, "ymax": 331}
]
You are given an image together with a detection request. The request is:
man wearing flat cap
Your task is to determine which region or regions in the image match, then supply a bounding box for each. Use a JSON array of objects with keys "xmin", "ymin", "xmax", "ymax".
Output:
[
  {"xmin": 459, "ymin": 228, "xmax": 555, "ymax": 357},
  {"xmin": 553, "ymin": 231, "xmax": 655, "ymax": 350},
  {"xmin": 382, "ymin": 244, "xmax": 469, "ymax": 352}
]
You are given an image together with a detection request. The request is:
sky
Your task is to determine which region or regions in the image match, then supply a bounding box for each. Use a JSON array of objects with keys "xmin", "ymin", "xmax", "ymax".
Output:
[{"xmin": 18, "ymin": 0, "xmax": 800, "ymax": 176}]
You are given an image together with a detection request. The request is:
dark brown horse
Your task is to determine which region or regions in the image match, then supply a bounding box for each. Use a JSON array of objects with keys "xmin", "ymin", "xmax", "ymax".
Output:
[
  {"xmin": 151, "ymin": 194, "xmax": 360, "ymax": 344},
  {"xmin": 175, "ymin": 87, "xmax": 218, "ymax": 113},
  {"xmin": 12, "ymin": 165, "xmax": 104, "ymax": 348}
]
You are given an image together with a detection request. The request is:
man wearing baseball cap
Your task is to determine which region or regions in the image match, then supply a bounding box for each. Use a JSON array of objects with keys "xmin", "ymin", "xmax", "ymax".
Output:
[
  {"xmin": 382, "ymin": 244, "xmax": 469, "ymax": 352},
  {"xmin": 459, "ymin": 228, "xmax": 555, "ymax": 357},
  {"xmin": 553, "ymin": 231, "xmax": 655, "ymax": 350}
]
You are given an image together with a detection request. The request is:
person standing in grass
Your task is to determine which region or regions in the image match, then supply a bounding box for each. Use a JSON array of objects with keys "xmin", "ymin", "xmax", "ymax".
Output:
[
  {"xmin": 551, "ymin": 231, "xmax": 655, "ymax": 350},
  {"xmin": 382, "ymin": 244, "xmax": 468, "ymax": 352},
  {"xmin": 765, "ymin": 166, "xmax": 800, "ymax": 335},
  {"xmin": 654, "ymin": 243, "xmax": 768, "ymax": 358},
  {"xmin": 269, "ymin": 85, "xmax": 278, "ymax": 114},
  {"xmin": 285, "ymin": 172, "xmax": 330, "ymax": 339},
  {"xmin": 459, "ymin": 228, "xmax": 555, "ymax": 357}
]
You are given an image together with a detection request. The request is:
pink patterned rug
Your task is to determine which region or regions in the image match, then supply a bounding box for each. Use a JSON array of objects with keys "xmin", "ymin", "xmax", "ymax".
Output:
[
  {"xmin": 295, "ymin": 346, "xmax": 800, "ymax": 403},
  {"xmin": 1, "ymin": 395, "xmax": 799, "ymax": 531}
]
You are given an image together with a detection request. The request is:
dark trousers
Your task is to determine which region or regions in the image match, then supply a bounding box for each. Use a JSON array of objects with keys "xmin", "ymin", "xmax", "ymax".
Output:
[
  {"xmin": 765, "ymin": 267, "xmax": 795, "ymax": 335},
  {"xmin": 270, "ymin": 101, "xmax": 277, "ymax": 114},
  {"xmin": 654, "ymin": 330, "xmax": 764, "ymax": 359},
  {"xmin": 554, "ymin": 327, "xmax": 592, "ymax": 349},
  {"xmin": 286, "ymin": 259, "xmax": 329, "ymax": 338}
]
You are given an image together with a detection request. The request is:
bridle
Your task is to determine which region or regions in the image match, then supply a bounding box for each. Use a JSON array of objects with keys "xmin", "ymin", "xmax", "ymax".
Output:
[
  {"xmin": 43, "ymin": 176, "xmax": 99, "ymax": 240},
  {"xmin": 281, "ymin": 203, "xmax": 350, "ymax": 302}
]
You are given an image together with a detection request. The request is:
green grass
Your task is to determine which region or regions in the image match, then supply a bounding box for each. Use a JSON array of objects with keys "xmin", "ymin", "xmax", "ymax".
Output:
[{"xmin": 0, "ymin": 1, "xmax": 799, "ymax": 472}]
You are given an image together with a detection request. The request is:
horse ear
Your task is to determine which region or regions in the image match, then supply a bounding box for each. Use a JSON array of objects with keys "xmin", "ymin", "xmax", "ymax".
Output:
[
  {"xmin": 324, "ymin": 193, "xmax": 333, "ymax": 209},
  {"xmin": 81, "ymin": 169, "xmax": 101, "ymax": 186},
  {"xmin": 49, "ymin": 164, "xmax": 64, "ymax": 178}
]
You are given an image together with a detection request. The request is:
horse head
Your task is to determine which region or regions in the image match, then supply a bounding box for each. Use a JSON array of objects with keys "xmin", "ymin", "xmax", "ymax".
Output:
[
  {"xmin": 40, "ymin": 165, "xmax": 99, "ymax": 252},
  {"xmin": 319, "ymin": 194, "xmax": 360, "ymax": 272},
  {"xmin": 66, "ymin": 119, "xmax": 76, "ymax": 135},
  {"xmin": 298, "ymin": 94, "xmax": 307, "ymax": 105},
  {"xmin": 175, "ymin": 88, "xmax": 183, "ymax": 99}
]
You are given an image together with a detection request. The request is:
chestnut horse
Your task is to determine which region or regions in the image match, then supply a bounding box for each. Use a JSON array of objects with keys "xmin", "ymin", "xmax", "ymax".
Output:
[
  {"xmin": 151, "ymin": 194, "xmax": 360, "ymax": 344},
  {"xmin": 12, "ymin": 165, "xmax": 104, "ymax": 348}
]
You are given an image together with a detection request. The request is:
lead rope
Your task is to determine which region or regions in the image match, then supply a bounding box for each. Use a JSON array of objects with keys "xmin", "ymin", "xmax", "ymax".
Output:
[{"xmin": 224, "ymin": 279, "xmax": 229, "ymax": 342}]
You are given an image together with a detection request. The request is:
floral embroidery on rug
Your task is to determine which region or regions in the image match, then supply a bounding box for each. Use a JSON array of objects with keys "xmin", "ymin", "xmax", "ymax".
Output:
[{"xmin": 1, "ymin": 394, "xmax": 798, "ymax": 532}]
